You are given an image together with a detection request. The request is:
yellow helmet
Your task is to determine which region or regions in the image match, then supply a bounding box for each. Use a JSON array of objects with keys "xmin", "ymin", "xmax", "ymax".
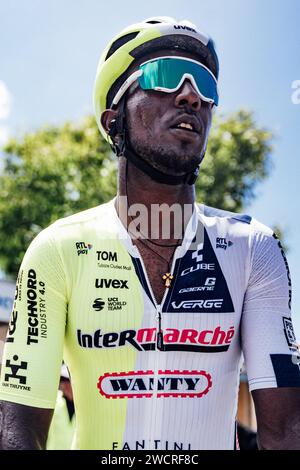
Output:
[{"xmin": 93, "ymin": 16, "xmax": 219, "ymax": 143}]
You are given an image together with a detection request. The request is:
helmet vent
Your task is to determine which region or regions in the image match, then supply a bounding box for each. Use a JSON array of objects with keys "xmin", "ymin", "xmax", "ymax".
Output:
[{"xmin": 105, "ymin": 32, "xmax": 139, "ymax": 60}]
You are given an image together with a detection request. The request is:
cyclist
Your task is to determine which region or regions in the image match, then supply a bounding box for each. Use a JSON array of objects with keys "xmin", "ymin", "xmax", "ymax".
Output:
[{"xmin": 0, "ymin": 17, "xmax": 300, "ymax": 450}]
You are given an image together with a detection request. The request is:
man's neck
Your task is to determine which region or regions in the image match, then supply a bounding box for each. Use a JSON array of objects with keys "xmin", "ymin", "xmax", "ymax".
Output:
[{"xmin": 116, "ymin": 158, "xmax": 195, "ymax": 243}]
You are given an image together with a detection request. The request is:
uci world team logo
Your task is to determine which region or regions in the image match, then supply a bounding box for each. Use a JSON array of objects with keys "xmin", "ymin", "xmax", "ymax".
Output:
[{"xmin": 97, "ymin": 370, "xmax": 212, "ymax": 399}]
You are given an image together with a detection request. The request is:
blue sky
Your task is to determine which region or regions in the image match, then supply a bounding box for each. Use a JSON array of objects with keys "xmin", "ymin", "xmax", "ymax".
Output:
[{"xmin": 1, "ymin": 0, "xmax": 300, "ymax": 333}]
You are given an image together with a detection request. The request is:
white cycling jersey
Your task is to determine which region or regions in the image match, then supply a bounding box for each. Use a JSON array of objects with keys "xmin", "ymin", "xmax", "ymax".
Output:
[{"xmin": 0, "ymin": 198, "xmax": 299, "ymax": 450}]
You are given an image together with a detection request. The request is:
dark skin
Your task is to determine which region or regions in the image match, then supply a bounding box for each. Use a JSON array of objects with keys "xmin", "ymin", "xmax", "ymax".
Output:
[
  {"xmin": 1, "ymin": 49, "xmax": 300, "ymax": 450},
  {"xmin": 102, "ymin": 49, "xmax": 213, "ymax": 304}
]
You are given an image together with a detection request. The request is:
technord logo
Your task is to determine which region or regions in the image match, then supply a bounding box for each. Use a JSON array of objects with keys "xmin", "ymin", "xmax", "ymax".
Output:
[{"xmin": 97, "ymin": 370, "xmax": 212, "ymax": 399}]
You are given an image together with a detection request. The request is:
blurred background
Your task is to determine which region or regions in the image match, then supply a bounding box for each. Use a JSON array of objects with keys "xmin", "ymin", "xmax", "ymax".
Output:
[
  {"xmin": 1, "ymin": 0, "xmax": 299, "ymax": 332},
  {"xmin": 0, "ymin": 0, "xmax": 299, "ymax": 447}
]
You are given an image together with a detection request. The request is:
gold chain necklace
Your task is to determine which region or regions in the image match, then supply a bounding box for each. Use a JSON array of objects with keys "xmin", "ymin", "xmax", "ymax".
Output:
[{"xmin": 123, "ymin": 202, "xmax": 183, "ymax": 288}]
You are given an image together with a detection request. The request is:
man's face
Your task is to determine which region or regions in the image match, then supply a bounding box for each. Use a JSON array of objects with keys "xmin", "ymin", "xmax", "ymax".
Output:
[{"xmin": 124, "ymin": 49, "xmax": 214, "ymax": 176}]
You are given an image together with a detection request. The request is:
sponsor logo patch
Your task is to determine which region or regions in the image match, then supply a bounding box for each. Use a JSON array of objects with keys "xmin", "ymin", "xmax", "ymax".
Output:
[
  {"xmin": 97, "ymin": 369, "xmax": 212, "ymax": 399},
  {"xmin": 179, "ymin": 277, "xmax": 216, "ymax": 294},
  {"xmin": 4, "ymin": 355, "xmax": 27, "ymax": 384},
  {"xmin": 77, "ymin": 325, "xmax": 235, "ymax": 352},
  {"xmin": 171, "ymin": 299, "xmax": 223, "ymax": 310},
  {"xmin": 273, "ymin": 233, "xmax": 292, "ymax": 310},
  {"xmin": 95, "ymin": 278, "xmax": 129, "ymax": 289},
  {"xmin": 283, "ymin": 317, "xmax": 298, "ymax": 351},
  {"xmin": 215, "ymin": 237, "xmax": 233, "ymax": 250},
  {"xmin": 76, "ymin": 241, "xmax": 93, "ymax": 256},
  {"xmin": 92, "ymin": 297, "xmax": 127, "ymax": 312},
  {"xmin": 96, "ymin": 251, "xmax": 117, "ymax": 262},
  {"xmin": 92, "ymin": 298, "xmax": 106, "ymax": 311},
  {"xmin": 6, "ymin": 271, "xmax": 23, "ymax": 344}
]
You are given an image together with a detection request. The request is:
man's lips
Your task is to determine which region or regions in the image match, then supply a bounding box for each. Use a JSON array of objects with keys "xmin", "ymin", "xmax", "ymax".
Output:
[{"xmin": 169, "ymin": 114, "xmax": 201, "ymax": 134}]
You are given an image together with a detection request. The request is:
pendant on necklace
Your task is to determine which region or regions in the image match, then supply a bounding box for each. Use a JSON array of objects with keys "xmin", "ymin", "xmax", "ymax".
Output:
[{"xmin": 162, "ymin": 272, "xmax": 174, "ymax": 288}]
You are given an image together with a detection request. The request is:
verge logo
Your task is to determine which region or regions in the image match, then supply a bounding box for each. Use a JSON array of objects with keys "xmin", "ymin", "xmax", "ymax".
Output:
[
  {"xmin": 76, "ymin": 242, "xmax": 93, "ymax": 256},
  {"xmin": 171, "ymin": 299, "xmax": 223, "ymax": 310},
  {"xmin": 97, "ymin": 369, "xmax": 212, "ymax": 399}
]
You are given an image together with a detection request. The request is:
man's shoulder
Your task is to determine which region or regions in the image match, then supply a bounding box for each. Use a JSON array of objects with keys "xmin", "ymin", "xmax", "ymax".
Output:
[
  {"xmin": 198, "ymin": 203, "xmax": 274, "ymax": 238},
  {"xmin": 50, "ymin": 199, "xmax": 114, "ymax": 231},
  {"xmin": 30, "ymin": 199, "xmax": 115, "ymax": 249}
]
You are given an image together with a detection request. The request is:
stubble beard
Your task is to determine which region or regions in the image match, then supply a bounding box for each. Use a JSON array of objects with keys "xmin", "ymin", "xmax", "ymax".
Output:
[{"xmin": 128, "ymin": 134, "xmax": 204, "ymax": 176}]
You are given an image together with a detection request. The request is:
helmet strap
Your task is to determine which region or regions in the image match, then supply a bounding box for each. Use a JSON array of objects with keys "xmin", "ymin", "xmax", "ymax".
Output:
[
  {"xmin": 124, "ymin": 146, "xmax": 200, "ymax": 185},
  {"xmin": 109, "ymin": 97, "xmax": 127, "ymax": 157}
]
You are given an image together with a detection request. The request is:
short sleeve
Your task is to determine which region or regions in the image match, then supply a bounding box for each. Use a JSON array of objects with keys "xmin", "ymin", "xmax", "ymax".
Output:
[
  {"xmin": 241, "ymin": 230, "xmax": 300, "ymax": 392},
  {"xmin": 0, "ymin": 228, "xmax": 67, "ymax": 408}
]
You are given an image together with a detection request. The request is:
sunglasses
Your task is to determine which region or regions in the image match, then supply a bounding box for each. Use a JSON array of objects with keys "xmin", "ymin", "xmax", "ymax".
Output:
[{"xmin": 112, "ymin": 56, "xmax": 219, "ymax": 108}]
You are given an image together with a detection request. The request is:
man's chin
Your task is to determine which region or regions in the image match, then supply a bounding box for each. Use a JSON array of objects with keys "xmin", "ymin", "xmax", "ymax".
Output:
[
  {"xmin": 130, "ymin": 140, "xmax": 203, "ymax": 175},
  {"xmin": 152, "ymin": 155, "xmax": 202, "ymax": 176}
]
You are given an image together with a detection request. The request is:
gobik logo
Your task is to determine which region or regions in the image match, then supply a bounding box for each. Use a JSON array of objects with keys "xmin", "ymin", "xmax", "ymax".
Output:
[
  {"xmin": 97, "ymin": 370, "xmax": 212, "ymax": 399},
  {"xmin": 76, "ymin": 242, "xmax": 93, "ymax": 256},
  {"xmin": 4, "ymin": 355, "xmax": 27, "ymax": 384}
]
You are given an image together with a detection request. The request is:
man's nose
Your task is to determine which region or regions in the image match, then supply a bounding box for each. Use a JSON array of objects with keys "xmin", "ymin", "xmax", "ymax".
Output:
[{"xmin": 174, "ymin": 79, "xmax": 201, "ymax": 111}]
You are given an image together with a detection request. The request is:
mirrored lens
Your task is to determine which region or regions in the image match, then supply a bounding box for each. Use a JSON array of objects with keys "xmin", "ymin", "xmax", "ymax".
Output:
[{"xmin": 138, "ymin": 57, "xmax": 218, "ymax": 105}]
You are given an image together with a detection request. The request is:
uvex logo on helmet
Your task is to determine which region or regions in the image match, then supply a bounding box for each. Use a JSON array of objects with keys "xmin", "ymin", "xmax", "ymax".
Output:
[
  {"xmin": 93, "ymin": 16, "xmax": 219, "ymax": 142},
  {"xmin": 174, "ymin": 24, "xmax": 197, "ymax": 33}
]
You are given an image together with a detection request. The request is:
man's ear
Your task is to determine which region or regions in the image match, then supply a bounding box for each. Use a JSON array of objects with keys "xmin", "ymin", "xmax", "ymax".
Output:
[{"xmin": 101, "ymin": 109, "xmax": 118, "ymax": 135}]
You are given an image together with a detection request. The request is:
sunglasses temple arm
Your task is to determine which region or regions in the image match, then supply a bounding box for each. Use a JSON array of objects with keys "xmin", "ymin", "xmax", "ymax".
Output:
[{"xmin": 112, "ymin": 69, "xmax": 143, "ymax": 107}]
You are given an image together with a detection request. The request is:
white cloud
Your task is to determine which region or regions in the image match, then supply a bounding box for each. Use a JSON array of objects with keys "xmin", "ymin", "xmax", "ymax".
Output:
[
  {"xmin": 0, "ymin": 81, "xmax": 12, "ymax": 120},
  {"xmin": 0, "ymin": 126, "xmax": 10, "ymax": 146}
]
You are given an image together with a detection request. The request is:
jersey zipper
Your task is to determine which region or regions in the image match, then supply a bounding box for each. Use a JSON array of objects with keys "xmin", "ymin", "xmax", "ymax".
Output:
[
  {"xmin": 156, "ymin": 304, "xmax": 164, "ymax": 351},
  {"xmin": 132, "ymin": 243, "xmax": 177, "ymax": 351}
]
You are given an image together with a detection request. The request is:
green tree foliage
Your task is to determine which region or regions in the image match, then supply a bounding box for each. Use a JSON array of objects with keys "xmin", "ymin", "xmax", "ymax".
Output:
[
  {"xmin": 0, "ymin": 111, "xmax": 273, "ymax": 277},
  {"xmin": 199, "ymin": 110, "xmax": 273, "ymax": 211}
]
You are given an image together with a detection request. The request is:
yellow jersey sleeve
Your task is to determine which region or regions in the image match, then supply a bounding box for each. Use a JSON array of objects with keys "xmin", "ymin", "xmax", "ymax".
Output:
[{"xmin": 0, "ymin": 228, "xmax": 68, "ymax": 409}]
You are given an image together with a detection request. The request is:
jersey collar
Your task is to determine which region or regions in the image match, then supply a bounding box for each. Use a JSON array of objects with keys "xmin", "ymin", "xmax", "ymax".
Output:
[{"xmin": 108, "ymin": 197, "xmax": 200, "ymax": 260}]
